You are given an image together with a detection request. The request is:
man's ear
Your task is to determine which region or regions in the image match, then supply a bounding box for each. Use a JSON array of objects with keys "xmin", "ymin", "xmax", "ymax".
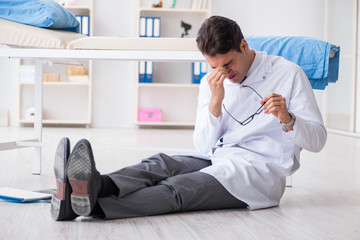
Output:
[{"xmin": 240, "ymin": 39, "xmax": 249, "ymax": 52}]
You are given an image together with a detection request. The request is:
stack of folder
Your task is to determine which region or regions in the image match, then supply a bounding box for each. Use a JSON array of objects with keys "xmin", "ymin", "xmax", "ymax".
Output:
[
  {"xmin": 75, "ymin": 15, "xmax": 90, "ymax": 36},
  {"xmin": 139, "ymin": 16, "xmax": 161, "ymax": 83},
  {"xmin": 192, "ymin": 62, "xmax": 208, "ymax": 84}
]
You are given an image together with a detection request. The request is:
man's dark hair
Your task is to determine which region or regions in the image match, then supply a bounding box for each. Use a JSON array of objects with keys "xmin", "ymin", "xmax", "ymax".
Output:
[{"xmin": 196, "ymin": 16, "xmax": 244, "ymax": 57}]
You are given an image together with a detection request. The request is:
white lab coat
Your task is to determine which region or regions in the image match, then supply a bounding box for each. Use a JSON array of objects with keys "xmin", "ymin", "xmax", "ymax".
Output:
[{"xmin": 193, "ymin": 51, "xmax": 327, "ymax": 210}]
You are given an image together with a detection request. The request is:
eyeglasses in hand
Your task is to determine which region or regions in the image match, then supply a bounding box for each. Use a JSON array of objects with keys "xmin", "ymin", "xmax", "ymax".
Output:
[{"xmin": 222, "ymin": 85, "xmax": 265, "ymax": 126}]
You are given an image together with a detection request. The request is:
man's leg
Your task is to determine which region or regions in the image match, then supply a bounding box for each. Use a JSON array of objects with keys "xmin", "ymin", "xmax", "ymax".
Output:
[
  {"xmin": 65, "ymin": 139, "xmax": 212, "ymax": 219},
  {"xmin": 67, "ymin": 139, "xmax": 102, "ymax": 216},
  {"xmin": 98, "ymin": 171, "xmax": 247, "ymax": 220},
  {"xmin": 51, "ymin": 137, "xmax": 78, "ymax": 221},
  {"xmin": 106, "ymin": 153, "xmax": 211, "ymax": 198}
]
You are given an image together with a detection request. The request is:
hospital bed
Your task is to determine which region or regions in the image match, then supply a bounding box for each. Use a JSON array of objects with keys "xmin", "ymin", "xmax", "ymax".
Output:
[
  {"xmin": 0, "ymin": 17, "xmax": 205, "ymax": 175},
  {"xmin": 0, "ymin": 17, "xmax": 340, "ymax": 176}
]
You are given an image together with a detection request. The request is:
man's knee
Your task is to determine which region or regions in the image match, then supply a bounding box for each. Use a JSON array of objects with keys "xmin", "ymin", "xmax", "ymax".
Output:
[{"xmin": 141, "ymin": 153, "xmax": 171, "ymax": 169}]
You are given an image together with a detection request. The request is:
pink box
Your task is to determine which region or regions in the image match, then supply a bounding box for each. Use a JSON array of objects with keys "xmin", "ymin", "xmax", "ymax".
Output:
[{"xmin": 138, "ymin": 108, "xmax": 162, "ymax": 122}]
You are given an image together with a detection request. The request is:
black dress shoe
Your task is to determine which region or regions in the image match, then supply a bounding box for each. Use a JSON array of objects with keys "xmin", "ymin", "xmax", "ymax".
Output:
[
  {"xmin": 67, "ymin": 139, "xmax": 102, "ymax": 216},
  {"xmin": 51, "ymin": 137, "xmax": 78, "ymax": 221}
]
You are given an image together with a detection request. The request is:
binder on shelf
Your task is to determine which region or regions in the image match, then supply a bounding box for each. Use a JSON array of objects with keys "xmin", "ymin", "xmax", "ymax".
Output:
[
  {"xmin": 81, "ymin": 15, "xmax": 89, "ymax": 36},
  {"xmin": 76, "ymin": 15, "xmax": 90, "ymax": 36},
  {"xmin": 153, "ymin": 17, "xmax": 161, "ymax": 37},
  {"xmin": 146, "ymin": 17, "xmax": 153, "ymax": 37},
  {"xmin": 139, "ymin": 16, "xmax": 146, "ymax": 37},
  {"xmin": 138, "ymin": 16, "xmax": 161, "ymax": 83},
  {"xmin": 200, "ymin": 62, "xmax": 208, "ymax": 79},
  {"xmin": 192, "ymin": 62, "xmax": 201, "ymax": 84},
  {"xmin": 139, "ymin": 61, "xmax": 146, "ymax": 83},
  {"xmin": 146, "ymin": 61, "xmax": 153, "ymax": 83},
  {"xmin": 140, "ymin": 17, "xmax": 161, "ymax": 38}
]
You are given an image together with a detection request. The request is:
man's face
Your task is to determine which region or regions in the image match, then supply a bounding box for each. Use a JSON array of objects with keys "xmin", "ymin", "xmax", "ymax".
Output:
[{"xmin": 204, "ymin": 40, "xmax": 252, "ymax": 84}]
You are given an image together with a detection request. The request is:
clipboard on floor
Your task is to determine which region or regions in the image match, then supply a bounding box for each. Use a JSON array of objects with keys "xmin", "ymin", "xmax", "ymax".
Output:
[{"xmin": 0, "ymin": 187, "xmax": 52, "ymax": 203}]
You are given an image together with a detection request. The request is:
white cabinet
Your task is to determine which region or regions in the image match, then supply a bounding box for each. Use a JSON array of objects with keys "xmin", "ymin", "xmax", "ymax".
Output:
[
  {"xmin": 18, "ymin": 0, "xmax": 93, "ymax": 126},
  {"xmin": 134, "ymin": 0, "xmax": 211, "ymax": 127}
]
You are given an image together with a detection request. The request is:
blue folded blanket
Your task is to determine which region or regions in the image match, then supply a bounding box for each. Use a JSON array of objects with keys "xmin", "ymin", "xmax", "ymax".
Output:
[
  {"xmin": 246, "ymin": 36, "xmax": 340, "ymax": 90},
  {"xmin": 0, "ymin": 0, "xmax": 80, "ymax": 33}
]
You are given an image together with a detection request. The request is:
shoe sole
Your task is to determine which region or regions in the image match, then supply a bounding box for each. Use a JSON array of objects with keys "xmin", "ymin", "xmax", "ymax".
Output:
[
  {"xmin": 67, "ymin": 140, "xmax": 95, "ymax": 216},
  {"xmin": 51, "ymin": 137, "xmax": 76, "ymax": 221}
]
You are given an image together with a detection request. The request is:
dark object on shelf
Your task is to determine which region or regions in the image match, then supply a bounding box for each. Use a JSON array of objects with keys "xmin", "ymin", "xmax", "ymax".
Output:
[{"xmin": 181, "ymin": 21, "xmax": 191, "ymax": 38}]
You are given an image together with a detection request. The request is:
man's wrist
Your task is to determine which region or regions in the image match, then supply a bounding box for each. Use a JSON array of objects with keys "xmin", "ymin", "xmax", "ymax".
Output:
[
  {"xmin": 209, "ymin": 100, "xmax": 223, "ymax": 117},
  {"xmin": 281, "ymin": 112, "xmax": 296, "ymax": 127}
]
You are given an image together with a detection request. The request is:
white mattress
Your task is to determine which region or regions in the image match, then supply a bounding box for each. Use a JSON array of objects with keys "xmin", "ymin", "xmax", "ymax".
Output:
[
  {"xmin": 0, "ymin": 18, "xmax": 198, "ymax": 51},
  {"xmin": 67, "ymin": 37, "xmax": 198, "ymax": 51},
  {"xmin": 0, "ymin": 18, "xmax": 86, "ymax": 49}
]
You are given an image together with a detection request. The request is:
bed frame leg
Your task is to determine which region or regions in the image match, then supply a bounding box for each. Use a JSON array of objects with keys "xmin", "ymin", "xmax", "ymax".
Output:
[{"xmin": 32, "ymin": 59, "xmax": 43, "ymax": 175}]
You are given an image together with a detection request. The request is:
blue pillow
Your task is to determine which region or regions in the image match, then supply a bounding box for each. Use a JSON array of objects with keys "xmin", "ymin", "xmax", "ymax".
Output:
[
  {"xmin": 0, "ymin": 0, "xmax": 80, "ymax": 32},
  {"xmin": 246, "ymin": 36, "xmax": 340, "ymax": 90}
]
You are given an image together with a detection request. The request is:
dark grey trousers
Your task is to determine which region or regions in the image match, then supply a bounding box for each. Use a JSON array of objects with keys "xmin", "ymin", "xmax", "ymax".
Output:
[{"xmin": 98, "ymin": 153, "xmax": 247, "ymax": 219}]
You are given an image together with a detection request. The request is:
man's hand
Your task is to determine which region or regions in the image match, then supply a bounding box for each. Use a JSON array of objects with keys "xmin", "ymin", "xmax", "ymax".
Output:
[
  {"xmin": 207, "ymin": 67, "xmax": 228, "ymax": 117},
  {"xmin": 260, "ymin": 93, "xmax": 294, "ymax": 130}
]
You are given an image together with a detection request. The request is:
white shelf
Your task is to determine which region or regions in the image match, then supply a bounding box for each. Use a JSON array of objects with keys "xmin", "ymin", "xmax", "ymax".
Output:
[
  {"xmin": 19, "ymin": 119, "xmax": 91, "ymax": 125},
  {"xmin": 19, "ymin": 81, "xmax": 89, "ymax": 86},
  {"xmin": 17, "ymin": 0, "xmax": 93, "ymax": 127},
  {"xmin": 138, "ymin": 83, "xmax": 199, "ymax": 88},
  {"xmin": 134, "ymin": 0, "xmax": 210, "ymax": 127}
]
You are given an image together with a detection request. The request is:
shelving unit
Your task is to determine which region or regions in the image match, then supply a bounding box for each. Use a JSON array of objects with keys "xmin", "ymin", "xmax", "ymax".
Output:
[
  {"xmin": 18, "ymin": 0, "xmax": 93, "ymax": 126},
  {"xmin": 134, "ymin": 0, "xmax": 211, "ymax": 127}
]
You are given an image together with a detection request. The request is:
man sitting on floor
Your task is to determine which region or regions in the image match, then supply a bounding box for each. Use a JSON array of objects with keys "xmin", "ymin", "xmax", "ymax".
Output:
[{"xmin": 51, "ymin": 15, "xmax": 327, "ymax": 221}]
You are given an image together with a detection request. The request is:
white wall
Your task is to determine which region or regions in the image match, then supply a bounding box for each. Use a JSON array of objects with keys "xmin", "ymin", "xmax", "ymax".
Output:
[
  {"xmin": 0, "ymin": 57, "xmax": 19, "ymax": 125},
  {"xmin": 211, "ymin": 0, "xmax": 325, "ymax": 39},
  {"xmin": 91, "ymin": 0, "xmax": 136, "ymax": 127},
  {"xmin": 0, "ymin": 0, "xmax": 329, "ymax": 127},
  {"xmin": 325, "ymin": 0, "xmax": 356, "ymax": 131}
]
